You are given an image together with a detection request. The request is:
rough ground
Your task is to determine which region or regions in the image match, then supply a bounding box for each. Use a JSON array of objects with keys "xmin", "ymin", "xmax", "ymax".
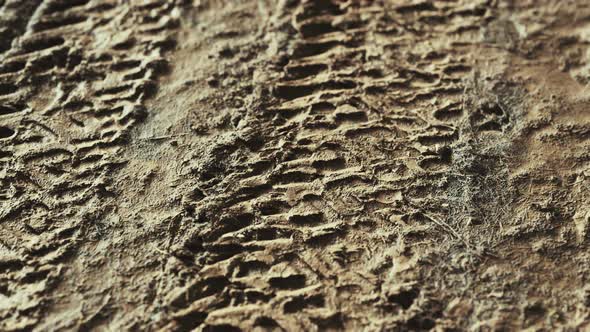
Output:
[{"xmin": 1, "ymin": 0, "xmax": 590, "ymax": 330}]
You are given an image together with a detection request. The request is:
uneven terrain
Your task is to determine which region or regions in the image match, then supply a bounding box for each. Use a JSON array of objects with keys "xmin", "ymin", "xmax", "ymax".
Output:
[{"xmin": 1, "ymin": 0, "xmax": 590, "ymax": 330}]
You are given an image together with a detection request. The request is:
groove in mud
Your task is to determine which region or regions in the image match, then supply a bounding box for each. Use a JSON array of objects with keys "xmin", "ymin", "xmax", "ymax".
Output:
[{"xmin": 2, "ymin": 1, "xmax": 590, "ymax": 331}]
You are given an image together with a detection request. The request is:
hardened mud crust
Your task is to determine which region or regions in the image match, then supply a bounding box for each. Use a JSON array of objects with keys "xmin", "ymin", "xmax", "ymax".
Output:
[{"xmin": 1, "ymin": 0, "xmax": 590, "ymax": 331}]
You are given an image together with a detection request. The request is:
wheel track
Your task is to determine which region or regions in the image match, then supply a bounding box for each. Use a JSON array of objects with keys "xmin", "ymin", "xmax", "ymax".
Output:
[
  {"xmin": 159, "ymin": 0, "xmax": 496, "ymax": 330},
  {"xmin": 2, "ymin": 0, "xmax": 590, "ymax": 330},
  {"xmin": 0, "ymin": 0, "xmax": 179, "ymax": 329}
]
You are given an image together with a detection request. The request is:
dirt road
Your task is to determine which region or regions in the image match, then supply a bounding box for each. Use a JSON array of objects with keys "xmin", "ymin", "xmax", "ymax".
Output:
[{"xmin": 1, "ymin": 0, "xmax": 590, "ymax": 330}]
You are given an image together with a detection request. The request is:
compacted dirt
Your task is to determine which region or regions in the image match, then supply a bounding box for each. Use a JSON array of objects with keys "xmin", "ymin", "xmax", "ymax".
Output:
[{"xmin": 2, "ymin": 0, "xmax": 590, "ymax": 330}]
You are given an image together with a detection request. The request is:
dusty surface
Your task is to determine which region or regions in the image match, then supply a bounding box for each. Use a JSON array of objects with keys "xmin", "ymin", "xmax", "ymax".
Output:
[{"xmin": 1, "ymin": 0, "xmax": 590, "ymax": 330}]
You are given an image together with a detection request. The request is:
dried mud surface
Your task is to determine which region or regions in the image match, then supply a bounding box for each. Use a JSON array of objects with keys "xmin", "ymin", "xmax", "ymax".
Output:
[{"xmin": 1, "ymin": 0, "xmax": 590, "ymax": 330}]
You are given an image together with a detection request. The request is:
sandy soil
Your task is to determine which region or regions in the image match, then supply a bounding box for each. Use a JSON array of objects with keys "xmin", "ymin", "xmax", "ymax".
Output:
[{"xmin": 1, "ymin": 0, "xmax": 590, "ymax": 330}]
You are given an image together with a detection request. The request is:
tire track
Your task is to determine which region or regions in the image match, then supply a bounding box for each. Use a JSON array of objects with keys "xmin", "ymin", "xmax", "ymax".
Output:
[
  {"xmin": 0, "ymin": 0, "xmax": 179, "ymax": 329},
  {"xmin": 157, "ymin": 1, "xmax": 493, "ymax": 330},
  {"xmin": 3, "ymin": 0, "xmax": 590, "ymax": 330}
]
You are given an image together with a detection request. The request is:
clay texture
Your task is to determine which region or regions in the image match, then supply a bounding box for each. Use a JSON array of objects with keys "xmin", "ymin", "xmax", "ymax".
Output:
[{"xmin": 1, "ymin": 0, "xmax": 590, "ymax": 330}]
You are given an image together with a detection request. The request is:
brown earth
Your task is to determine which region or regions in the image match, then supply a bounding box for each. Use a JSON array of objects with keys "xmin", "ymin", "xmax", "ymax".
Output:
[{"xmin": 1, "ymin": 0, "xmax": 590, "ymax": 330}]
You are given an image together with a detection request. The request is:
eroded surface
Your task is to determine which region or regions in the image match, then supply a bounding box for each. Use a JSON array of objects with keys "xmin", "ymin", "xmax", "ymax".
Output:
[{"xmin": 1, "ymin": 0, "xmax": 590, "ymax": 330}]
